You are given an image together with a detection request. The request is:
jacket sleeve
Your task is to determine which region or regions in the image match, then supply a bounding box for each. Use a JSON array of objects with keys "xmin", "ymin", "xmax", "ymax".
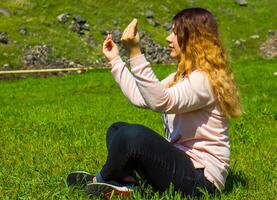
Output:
[
  {"xmin": 110, "ymin": 56, "xmax": 157, "ymax": 108},
  {"xmin": 129, "ymin": 54, "xmax": 215, "ymax": 114}
]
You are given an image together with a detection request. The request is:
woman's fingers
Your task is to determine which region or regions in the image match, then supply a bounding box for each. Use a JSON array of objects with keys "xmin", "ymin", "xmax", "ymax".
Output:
[
  {"xmin": 103, "ymin": 34, "xmax": 115, "ymax": 52},
  {"xmin": 102, "ymin": 33, "xmax": 119, "ymax": 61},
  {"xmin": 121, "ymin": 18, "xmax": 138, "ymax": 40},
  {"xmin": 104, "ymin": 40, "xmax": 113, "ymax": 51}
]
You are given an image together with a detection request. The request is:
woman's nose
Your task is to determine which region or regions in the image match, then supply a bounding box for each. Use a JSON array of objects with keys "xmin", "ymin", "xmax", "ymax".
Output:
[{"xmin": 166, "ymin": 34, "xmax": 172, "ymax": 43}]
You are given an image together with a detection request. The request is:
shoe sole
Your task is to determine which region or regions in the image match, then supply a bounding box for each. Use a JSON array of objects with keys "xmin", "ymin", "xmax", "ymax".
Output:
[
  {"xmin": 84, "ymin": 182, "xmax": 133, "ymax": 199},
  {"xmin": 67, "ymin": 171, "xmax": 93, "ymax": 188}
]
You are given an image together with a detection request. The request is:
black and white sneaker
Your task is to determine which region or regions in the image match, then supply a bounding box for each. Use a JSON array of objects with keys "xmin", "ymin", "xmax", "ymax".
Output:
[
  {"xmin": 84, "ymin": 182, "xmax": 134, "ymax": 199},
  {"xmin": 67, "ymin": 171, "xmax": 94, "ymax": 188}
]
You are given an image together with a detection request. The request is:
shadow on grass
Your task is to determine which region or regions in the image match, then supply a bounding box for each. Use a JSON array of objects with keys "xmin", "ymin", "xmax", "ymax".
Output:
[{"xmin": 223, "ymin": 169, "xmax": 248, "ymax": 194}]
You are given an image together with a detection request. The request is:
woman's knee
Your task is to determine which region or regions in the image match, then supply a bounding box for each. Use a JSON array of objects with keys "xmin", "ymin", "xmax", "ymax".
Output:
[
  {"xmin": 107, "ymin": 122, "xmax": 129, "ymax": 137},
  {"xmin": 106, "ymin": 122, "xmax": 131, "ymax": 148},
  {"xmin": 118, "ymin": 124, "xmax": 155, "ymax": 144}
]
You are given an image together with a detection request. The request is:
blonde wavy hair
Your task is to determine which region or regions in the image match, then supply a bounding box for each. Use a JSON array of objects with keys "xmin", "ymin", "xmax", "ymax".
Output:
[{"xmin": 167, "ymin": 8, "xmax": 242, "ymax": 118}]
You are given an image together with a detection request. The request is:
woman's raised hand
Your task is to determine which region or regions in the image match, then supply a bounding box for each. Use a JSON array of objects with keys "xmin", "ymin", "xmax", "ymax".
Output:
[
  {"xmin": 121, "ymin": 18, "xmax": 141, "ymax": 58},
  {"xmin": 102, "ymin": 34, "xmax": 119, "ymax": 62}
]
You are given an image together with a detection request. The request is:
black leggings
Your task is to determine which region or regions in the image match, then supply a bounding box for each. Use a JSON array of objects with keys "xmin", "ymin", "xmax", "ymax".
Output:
[{"xmin": 98, "ymin": 122, "xmax": 216, "ymax": 196}]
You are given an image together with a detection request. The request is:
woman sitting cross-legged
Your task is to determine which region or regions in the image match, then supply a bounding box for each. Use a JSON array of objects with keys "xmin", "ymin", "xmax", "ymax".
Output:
[{"xmin": 67, "ymin": 7, "xmax": 242, "ymax": 199}]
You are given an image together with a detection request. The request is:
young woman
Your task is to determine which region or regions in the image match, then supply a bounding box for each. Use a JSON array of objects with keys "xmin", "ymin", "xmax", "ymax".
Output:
[{"xmin": 67, "ymin": 8, "xmax": 242, "ymax": 198}]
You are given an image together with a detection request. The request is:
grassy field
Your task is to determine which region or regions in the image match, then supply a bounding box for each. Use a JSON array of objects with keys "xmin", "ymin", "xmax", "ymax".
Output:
[
  {"xmin": 0, "ymin": 0, "xmax": 277, "ymax": 67},
  {"xmin": 0, "ymin": 58, "xmax": 276, "ymax": 199},
  {"xmin": 1, "ymin": 1, "xmax": 277, "ymax": 199}
]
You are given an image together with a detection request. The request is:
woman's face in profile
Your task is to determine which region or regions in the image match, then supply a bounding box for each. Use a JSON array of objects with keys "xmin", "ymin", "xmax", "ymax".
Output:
[{"xmin": 166, "ymin": 25, "xmax": 181, "ymax": 61}]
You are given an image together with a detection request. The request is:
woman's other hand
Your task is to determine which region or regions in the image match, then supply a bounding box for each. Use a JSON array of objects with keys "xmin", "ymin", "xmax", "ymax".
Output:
[
  {"xmin": 102, "ymin": 34, "xmax": 119, "ymax": 62},
  {"xmin": 121, "ymin": 18, "xmax": 141, "ymax": 58}
]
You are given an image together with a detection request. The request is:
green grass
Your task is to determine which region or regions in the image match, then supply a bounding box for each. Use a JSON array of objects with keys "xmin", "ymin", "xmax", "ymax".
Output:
[
  {"xmin": 0, "ymin": 58, "xmax": 276, "ymax": 199},
  {"xmin": 0, "ymin": 0, "xmax": 277, "ymax": 67}
]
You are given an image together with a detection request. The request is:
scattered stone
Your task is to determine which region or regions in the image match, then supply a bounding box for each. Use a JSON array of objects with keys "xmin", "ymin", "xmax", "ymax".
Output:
[
  {"xmin": 234, "ymin": 39, "xmax": 246, "ymax": 47},
  {"xmin": 235, "ymin": 0, "xmax": 248, "ymax": 6},
  {"xmin": 0, "ymin": 8, "xmax": 10, "ymax": 16},
  {"xmin": 73, "ymin": 15, "xmax": 86, "ymax": 25},
  {"xmin": 145, "ymin": 10, "xmax": 154, "ymax": 18},
  {"xmin": 82, "ymin": 23, "xmax": 90, "ymax": 31},
  {"xmin": 57, "ymin": 13, "xmax": 69, "ymax": 23},
  {"xmin": 69, "ymin": 61, "xmax": 75, "ymax": 67},
  {"xmin": 2, "ymin": 63, "xmax": 11, "ymax": 69},
  {"xmin": 250, "ymin": 34, "xmax": 259, "ymax": 39},
  {"xmin": 67, "ymin": 15, "xmax": 90, "ymax": 35},
  {"xmin": 51, "ymin": 57, "xmax": 70, "ymax": 68},
  {"xmin": 58, "ymin": 13, "xmax": 90, "ymax": 35},
  {"xmin": 19, "ymin": 26, "xmax": 27, "ymax": 35},
  {"xmin": 147, "ymin": 18, "xmax": 160, "ymax": 27},
  {"xmin": 163, "ymin": 22, "xmax": 172, "ymax": 31},
  {"xmin": 22, "ymin": 45, "xmax": 50, "ymax": 68},
  {"xmin": 235, "ymin": 40, "xmax": 241, "ymax": 46},
  {"xmin": 69, "ymin": 23, "xmax": 82, "ymax": 33},
  {"xmin": 260, "ymin": 30, "xmax": 277, "ymax": 59},
  {"xmin": 0, "ymin": 32, "xmax": 9, "ymax": 44}
]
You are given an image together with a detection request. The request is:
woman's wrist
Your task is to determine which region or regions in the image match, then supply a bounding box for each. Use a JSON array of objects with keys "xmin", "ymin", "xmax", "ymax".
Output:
[{"xmin": 129, "ymin": 47, "xmax": 142, "ymax": 59}]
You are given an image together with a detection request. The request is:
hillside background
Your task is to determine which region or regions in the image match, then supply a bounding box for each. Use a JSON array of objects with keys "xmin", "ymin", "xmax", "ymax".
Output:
[{"xmin": 0, "ymin": 0, "xmax": 276, "ymax": 68}]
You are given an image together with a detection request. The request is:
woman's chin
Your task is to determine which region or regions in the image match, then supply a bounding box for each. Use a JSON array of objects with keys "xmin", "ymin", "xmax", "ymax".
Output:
[{"xmin": 169, "ymin": 53, "xmax": 179, "ymax": 61}]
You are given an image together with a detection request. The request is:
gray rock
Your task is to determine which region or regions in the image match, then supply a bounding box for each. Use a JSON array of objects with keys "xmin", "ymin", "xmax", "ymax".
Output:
[
  {"xmin": 0, "ymin": 32, "xmax": 9, "ymax": 44},
  {"xmin": 147, "ymin": 18, "xmax": 160, "ymax": 27},
  {"xmin": 69, "ymin": 61, "xmax": 75, "ymax": 67},
  {"xmin": 73, "ymin": 15, "xmax": 86, "ymax": 25},
  {"xmin": 235, "ymin": 0, "xmax": 248, "ymax": 6},
  {"xmin": 69, "ymin": 23, "xmax": 81, "ymax": 33},
  {"xmin": 145, "ymin": 10, "xmax": 154, "ymax": 18},
  {"xmin": 19, "ymin": 26, "xmax": 27, "ymax": 35},
  {"xmin": 82, "ymin": 23, "xmax": 90, "ymax": 31},
  {"xmin": 22, "ymin": 45, "xmax": 50, "ymax": 67},
  {"xmin": 0, "ymin": 8, "xmax": 10, "ymax": 16},
  {"xmin": 3, "ymin": 63, "xmax": 11, "ymax": 69},
  {"xmin": 68, "ymin": 15, "xmax": 90, "ymax": 35},
  {"xmin": 240, "ymin": 39, "xmax": 246, "ymax": 43},
  {"xmin": 234, "ymin": 40, "xmax": 241, "ymax": 46},
  {"xmin": 25, "ymin": 54, "xmax": 34, "ymax": 61},
  {"xmin": 234, "ymin": 39, "xmax": 246, "ymax": 47},
  {"xmin": 250, "ymin": 35, "xmax": 259, "ymax": 39},
  {"xmin": 163, "ymin": 22, "xmax": 172, "ymax": 31},
  {"xmin": 57, "ymin": 13, "xmax": 69, "ymax": 23},
  {"xmin": 260, "ymin": 30, "xmax": 277, "ymax": 58}
]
